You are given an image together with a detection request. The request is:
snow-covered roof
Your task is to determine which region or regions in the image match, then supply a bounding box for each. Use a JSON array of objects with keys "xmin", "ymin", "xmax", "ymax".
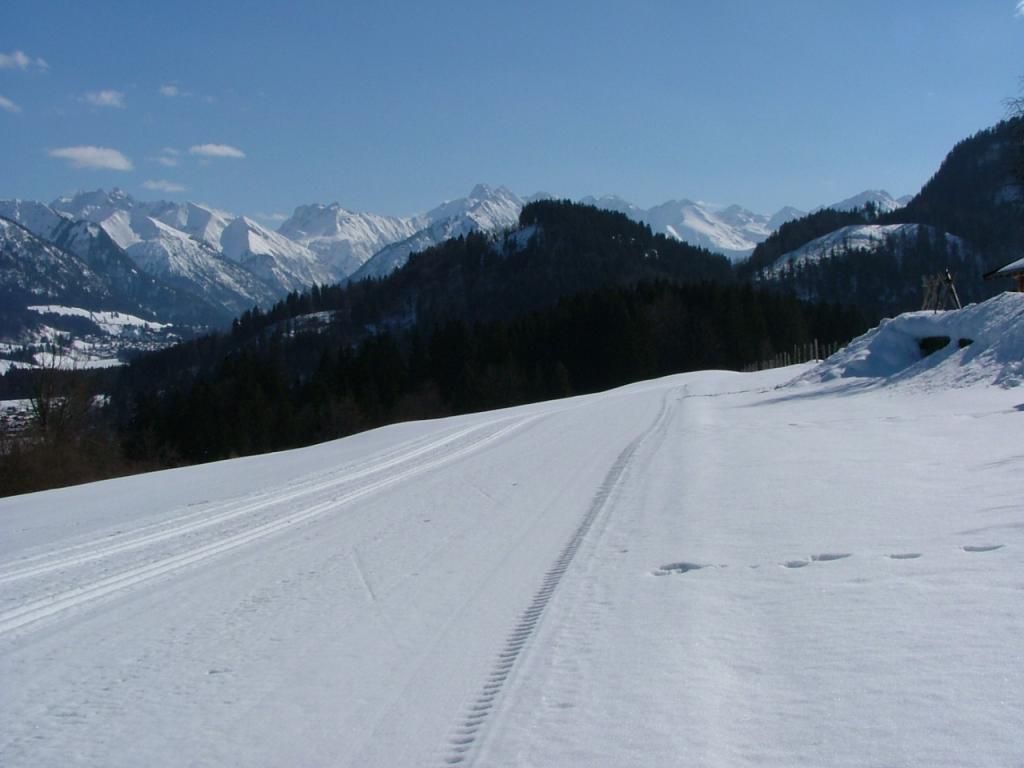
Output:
[{"xmin": 984, "ymin": 255, "xmax": 1024, "ymax": 278}]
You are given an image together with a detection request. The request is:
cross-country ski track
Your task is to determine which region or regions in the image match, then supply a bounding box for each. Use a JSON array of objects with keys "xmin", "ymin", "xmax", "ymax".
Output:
[{"xmin": 2, "ymin": 356, "xmax": 1023, "ymax": 767}]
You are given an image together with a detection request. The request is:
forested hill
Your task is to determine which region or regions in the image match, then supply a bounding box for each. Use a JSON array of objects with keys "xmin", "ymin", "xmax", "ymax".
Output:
[
  {"xmin": 736, "ymin": 207, "xmax": 873, "ymax": 279},
  {"xmin": 738, "ymin": 119, "xmax": 1024, "ymax": 316},
  {"xmin": 108, "ymin": 201, "xmax": 866, "ymax": 467},
  {"xmin": 889, "ymin": 118, "xmax": 1024, "ymax": 264},
  {"xmin": 228, "ymin": 200, "xmax": 735, "ymax": 341}
]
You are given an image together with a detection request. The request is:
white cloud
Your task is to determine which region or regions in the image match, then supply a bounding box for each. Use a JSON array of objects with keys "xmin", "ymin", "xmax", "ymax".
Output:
[
  {"xmin": 0, "ymin": 50, "xmax": 47, "ymax": 71},
  {"xmin": 143, "ymin": 179, "xmax": 186, "ymax": 193},
  {"xmin": 1018, "ymin": 0, "xmax": 1024, "ymax": 16},
  {"xmin": 154, "ymin": 147, "xmax": 181, "ymax": 166},
  {"xmin": 254, "ymin": 212, "xmax": 287, "ymax": 222},
  {"xmin": 159, "ymin": 84, "xmax": 180, "ymax": 97},
  {"xmin": 0, "ymin": 50, "xmax": 31, "ymax": 70},
  {"xmin": 49, "ymin": 146, "xmax": 133, "ymax": 171},
  {"xmin": 0, "ymin": 95, "xmax": 21, "ymax": 114},
  {"xmin": 189, "ymin": 143, "xmax": 246, "ymax": 159},
  {"xmin": 83, "ymin": 90, "xmax": 125, "ymax": 108}
]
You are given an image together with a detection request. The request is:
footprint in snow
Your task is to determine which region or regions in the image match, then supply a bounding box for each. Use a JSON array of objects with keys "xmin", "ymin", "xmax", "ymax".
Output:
[
  {"xmin": 811, "ymin": 553, "xmax": 851, "ymax": 562},
  {"xmin": 887, "ymin": 553, "xmax": 922, "ymax": 560},
  {"xmin": 781, "ymin": 553, "xmax": 851, "ymax": 568},
  {"xmin": 962, "ymin": 544, "xmax": 1004, "ymax": 553},
  {"xmin": 653, "ymin": 562, "xmax": 707, "ymax": 576}
]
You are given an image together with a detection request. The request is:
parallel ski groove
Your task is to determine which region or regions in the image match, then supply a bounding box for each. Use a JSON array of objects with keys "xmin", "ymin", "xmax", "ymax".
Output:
[
  {"xmin": 0, "ymin": 415, "xmax": 541, "ymax": 639},
  {"xmin": 441, "ymin": 389, "xmax": 677, "ymax": 766},
  {"xmin": 0, "ymin": 417, "xmax": 519, "ymax": 586}
]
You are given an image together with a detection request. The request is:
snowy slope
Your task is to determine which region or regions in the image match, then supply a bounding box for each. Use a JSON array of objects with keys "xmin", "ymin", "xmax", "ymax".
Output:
[
  {"xmin": 50, "ymin": 189, "xmax": 142, "ymax": 248},
  {"xmin": 767, "ymin": 223, "xmax": 967, "ymax": 276},
  {"xmin": 26, "ymin": 304, "xmax": 169, "ymax": 334},
  {"xmin": 124, "ymin": 217, "xmax": 279, "ymax": 313},
  {"xmin": 143, "ymin": 200, "xmax": 234, "ymax": 252},
  {"xmin": 0, "ymin": 199, "xmax": 70, "ymax": 240},
  {"xmin": 0, "ymin": 208, "xmax": 240, "ymax": 334},
  {"xmin": 0, "ymin": 217, "xmax": 110, "ymax": 302},
  {"xmin": 220, "ymin": 216, "xmax": 334, "ymax": 294},
  {"xmin": 2, "ymin": 295, "xmax": 1022, "ymax": 767},
  {"xmin": 278, "ymin": 203, "xmax": 423, "ymax": 277}
]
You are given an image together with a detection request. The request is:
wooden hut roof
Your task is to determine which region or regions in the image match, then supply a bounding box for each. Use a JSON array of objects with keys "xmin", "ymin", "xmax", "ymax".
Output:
[{"xmin": 983, "ymin": 255, "xmax": 1024, "ymax": 280}]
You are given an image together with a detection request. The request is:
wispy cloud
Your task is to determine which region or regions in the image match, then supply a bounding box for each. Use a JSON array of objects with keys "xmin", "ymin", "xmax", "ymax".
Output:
[
  {"xmin": 83, "ymin": 90, "xmax": 125, "ymax": 108},
  {"xmin": 0, "ymin": 95, "xmax": 21, "ymax": 114},
  {"xmin": 143, "ymin": 179, "xmax": 186, "ymax": 193},
  {"xmin": 49, "ymin": 146, "xmax": 133, "ymax": 171},
  {"xmin": 189, "ymin": 143, "xmax": 246, "ymax": 159},
  {"xmin": 1017, "ymin": 0, "xmax": 1024, "ymax": 16},
  {"xmin": 0, "ymin": 50, "xmax": 48, "ymax": 71},
  {"xmin": 153, "ymin": 147, "xmax": 181, "ymax": 167},
  {"xmin": 159, "ymin": 84, "xmax": 180, "ymax": 97},
  {"xmin": 254, "ymin": 212, "xmax": 287, "ymax": 222}
]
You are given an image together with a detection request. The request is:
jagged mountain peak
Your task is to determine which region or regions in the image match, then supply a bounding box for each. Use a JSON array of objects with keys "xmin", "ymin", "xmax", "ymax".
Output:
[{"xmin": 52, "ymin": 187, "xmax": 136, "ymax": 216}]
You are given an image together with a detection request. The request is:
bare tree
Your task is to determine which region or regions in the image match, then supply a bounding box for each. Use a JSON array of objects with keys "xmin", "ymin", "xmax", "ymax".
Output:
[
  {"xmin": 1008, "ymin": 77, "xmax": 1024, "ymax": 185},
  {"xmin": 28, "ymin": 344, "xmax": 91, "ymax": 442}
]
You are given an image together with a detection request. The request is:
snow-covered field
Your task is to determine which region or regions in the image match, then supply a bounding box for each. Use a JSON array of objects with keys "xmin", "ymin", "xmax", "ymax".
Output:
[
  {"xmin": 26, "ymin": 305, "xmax": 171, "ymax": 335},
  {"xmin": 1, "ymin": 295, "xmax": 1022, "ymax": 767}
]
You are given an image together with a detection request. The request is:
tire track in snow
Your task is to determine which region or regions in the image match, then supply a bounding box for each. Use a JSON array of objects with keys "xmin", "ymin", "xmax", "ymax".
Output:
[
  {"xmin": 0, "ymin": 416, "xmax": 525, "ymax": 587},
  {"xmin": 441, "ymin": 388, "xmax": 678, "ymax": 766},
  {"xmin": 0, "ymin": 415, "xmax": 542, "ymax": 639}
]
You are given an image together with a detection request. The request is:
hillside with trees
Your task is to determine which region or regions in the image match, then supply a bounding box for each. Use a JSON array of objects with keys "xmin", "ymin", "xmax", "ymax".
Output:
[
  {"xmin": 104, "ymin": 201, "xmax": 865, "ymax": 469},
  {"xmin": 742, "ymin": 119, "xmax": 1023, "ymax": 315}
]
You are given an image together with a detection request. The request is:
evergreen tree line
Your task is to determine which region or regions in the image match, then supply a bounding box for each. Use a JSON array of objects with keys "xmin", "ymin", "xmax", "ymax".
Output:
[
  {"xmin": 228, "ymin": 200, "xmax": 735, "ymax": 346},
  {"xmin": 113, "ymin": 279, "xmax": 866, "ymax": 466},
  {"xmin": 765, "ymin": 224, "xmax": 995, "ymax": 316}
]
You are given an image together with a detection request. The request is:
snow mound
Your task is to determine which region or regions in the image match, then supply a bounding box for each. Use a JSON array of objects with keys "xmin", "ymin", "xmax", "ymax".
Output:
[{"xmin": 793, "ymin": 293, "xmax": 1024, "ymax": 389}]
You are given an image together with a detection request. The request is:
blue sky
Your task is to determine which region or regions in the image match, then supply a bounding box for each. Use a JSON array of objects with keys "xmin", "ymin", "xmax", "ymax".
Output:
[{"xmin": 2, "ymin": 1, "xmax": 1022, "ymax": 221}]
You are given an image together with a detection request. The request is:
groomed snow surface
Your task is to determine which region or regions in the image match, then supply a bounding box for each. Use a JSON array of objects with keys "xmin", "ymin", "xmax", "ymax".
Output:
[{"xmin": 2, "ymin": 295, "xmax": 1023, "ymax": 767}]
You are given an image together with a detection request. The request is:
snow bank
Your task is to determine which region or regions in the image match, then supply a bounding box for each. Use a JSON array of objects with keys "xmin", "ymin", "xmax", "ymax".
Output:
[{"xmin": 793, "ymin": 292, "xmax": 1024, "ymax": 389}]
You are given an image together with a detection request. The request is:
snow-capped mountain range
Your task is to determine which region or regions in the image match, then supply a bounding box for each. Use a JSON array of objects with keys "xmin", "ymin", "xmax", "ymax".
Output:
[
  {"xmin": 1, "ymin": 184, "xmax": 909, "ymax": 344},
  {"xmin": 818, "ymin": 189, "xmax": 913, "ymax": 214},
  {"xmin": 583, "ymin": 195, "xmax": 807, "ymax": 261},
  {"xmin": 350, "ymin": 185, "xmax": 525, "ymax": 280},
  {"xmin": 277, "ymin": 204, "xmax": 423, "ymax": 277}
]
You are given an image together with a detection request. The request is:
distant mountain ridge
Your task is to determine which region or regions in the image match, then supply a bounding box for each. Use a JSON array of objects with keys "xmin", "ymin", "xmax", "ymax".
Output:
[
  {"xmin": 1, "ymin": 182, "xmax": 910, "ymax": 341},
  {"xmin": 580, "ymin": 195, "xmax": 807, "ymax": 261},
  {"xmin": 50, "ymin": 191, "xmax": 325, "ymax": 299},
  {"xmin": 350, "ymin": 185, "xmax": 524, "ymax": 280},
  {"xmin": 278, "ymin": 204, "xmax": 423, "ymax": 276},
  {"xmin": 817, "ymin": 190, "xmax": 910, "ymax": 214}
]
